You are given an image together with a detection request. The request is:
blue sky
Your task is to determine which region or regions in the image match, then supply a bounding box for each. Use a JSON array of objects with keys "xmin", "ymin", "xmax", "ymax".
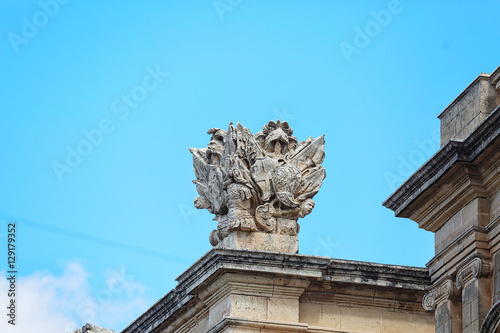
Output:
[{"xmin": 1, "ymin": 1, "xmax": 500, "ymax": 332}]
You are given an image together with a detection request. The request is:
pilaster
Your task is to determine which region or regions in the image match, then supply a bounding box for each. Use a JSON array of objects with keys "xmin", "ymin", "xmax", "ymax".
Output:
[
  {"xmin": 456, "ymin": 255, "xmax": 492, "ymax": 333},
  {"xmin": 197, "ymin": 272, "xmax": 310, "ymax": 330},
  {"xmin": 423, "ymin": 277, "xmax": 462, "ymax": 333}
]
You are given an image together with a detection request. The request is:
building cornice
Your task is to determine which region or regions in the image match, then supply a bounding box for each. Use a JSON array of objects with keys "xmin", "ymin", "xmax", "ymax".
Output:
[
  {"xmin": 383, "ymin": 104, "xmax": 500, "ymax": 218},
  {"xmin": 490, "ymin": 65, "xmax": 500, "ymax": 90},
  {"xmin": 426, "ymin": 225, "xmax": 488, "ymax": 270}
]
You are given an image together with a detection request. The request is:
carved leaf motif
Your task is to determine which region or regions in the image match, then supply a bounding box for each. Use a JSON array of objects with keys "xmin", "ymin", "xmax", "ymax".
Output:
[
  {"xmin": 190, "ymin": 148, "xmax": 209, "ymax": 184},
  {"xmin": 235, "ymin": 122, "xmax": 264, "ymax": 166},
  {"xmin": 295, "ymin": 166, "xmax": 327, "ymax": 200},
  {"xmin": 288, "ymin": 135, "xmax": 325, "ymax": 172}
]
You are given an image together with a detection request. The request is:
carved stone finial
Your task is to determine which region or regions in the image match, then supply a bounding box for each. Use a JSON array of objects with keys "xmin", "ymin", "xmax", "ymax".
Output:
[
  {"xmin": 190, "ymin": 121, "xmax": 326, "ymax": 252},
  {"xmin": 73, "ymin": 323, "xmax": 115, "ymax": 333}
]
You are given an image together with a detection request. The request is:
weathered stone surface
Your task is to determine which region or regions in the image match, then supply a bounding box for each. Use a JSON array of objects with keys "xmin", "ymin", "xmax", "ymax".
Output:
[
  {"xmin": 494, "ymin": 253, "xmax": 500, "ymax": 303},
  {"xmin": 216, "ymin": 231, "xmax": 298, "ymax": 253},
  {"xmin": 190, "ymin": 120, "xmax": 326, "ymax": 251},
  {"xmin": 438, "ymin": 73, "xmax": 500, "ymax": 147}
]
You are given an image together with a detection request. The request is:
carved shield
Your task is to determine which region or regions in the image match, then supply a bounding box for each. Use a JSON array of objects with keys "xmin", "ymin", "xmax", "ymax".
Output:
[
  {"xmin": 255, "ymin": 203, "xmax": 276, "ymax": 232},
  {"xmin": 251, "ymin": 156, "xmax": 279, "ymax": 202},
  {"xmin": 271, "ymin": 163, "xmax": 301, "ymax": 207}
]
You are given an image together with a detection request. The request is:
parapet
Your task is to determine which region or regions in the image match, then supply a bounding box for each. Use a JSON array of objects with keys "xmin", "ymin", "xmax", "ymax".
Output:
[{"xmin": 438, "ymin": 66, "xmax": 500, "ymax": 146}]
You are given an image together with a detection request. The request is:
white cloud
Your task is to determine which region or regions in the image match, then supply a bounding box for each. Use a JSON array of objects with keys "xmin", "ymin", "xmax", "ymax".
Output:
[{"xmin": 0, "ymin": 262, "xmax": 148, "ymax": 333}]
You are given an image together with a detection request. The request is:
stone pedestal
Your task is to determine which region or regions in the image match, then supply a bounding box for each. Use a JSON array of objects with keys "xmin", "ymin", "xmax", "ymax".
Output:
[
  {"xmin": 198, "ymin": 272, "xmax": 309, "ymax": 331},
  {"xmin": 216, "ymin": 231, "xmax": 299, "ymax": 253}
]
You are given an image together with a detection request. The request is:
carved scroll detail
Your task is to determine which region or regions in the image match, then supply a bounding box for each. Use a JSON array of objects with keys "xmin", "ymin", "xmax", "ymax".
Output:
[
  {"xmin": 422, "ymin": 277, "xmax": 459, "ymax": 311},
  {"xmin": 456, "ymin": 255, "xmax": 491, "ymax": 290}
]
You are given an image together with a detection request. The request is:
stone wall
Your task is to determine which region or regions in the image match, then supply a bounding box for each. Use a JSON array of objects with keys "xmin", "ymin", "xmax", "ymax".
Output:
[
  {"xmin": 438, "ymin": 72, "xmax": 500, "ymax": 146},
  {"xmin": 300, "ymin": 281, "xmax": 434, "ymax": 332}
]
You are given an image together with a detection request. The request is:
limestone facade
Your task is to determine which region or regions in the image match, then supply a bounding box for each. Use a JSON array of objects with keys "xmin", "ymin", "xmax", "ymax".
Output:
[
  {"xmin": 122, "ymin": 249, "xmax": 434, "ymax": 333},
  {"xmin": 384, "ymin": 65, "xmax": 500, "ymax": 333}
]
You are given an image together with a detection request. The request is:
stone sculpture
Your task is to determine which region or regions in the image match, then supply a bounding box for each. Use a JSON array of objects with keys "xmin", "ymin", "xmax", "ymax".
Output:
[
  {"xmin": 190, "ymin": 120, "xmax": 326, "ymax": 250},
  {"xmin": 73, "ymin": 323, "xmax": 115, "ymax": 333}
]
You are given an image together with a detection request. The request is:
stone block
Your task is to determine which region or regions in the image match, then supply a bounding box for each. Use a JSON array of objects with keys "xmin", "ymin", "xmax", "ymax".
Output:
[
  {"xmin": 298, "ymin": 302, "xmax": 322, "ymax": 325},
  {"xmin": 340, "ymin": 307, "xmax": 381, "ymax": 332},
  {"xmin": 190, "ymin": 314, "xmax": 209, "ymax": 333},
  {"xmin": 439, "ymin": 75, "xmax": 500, "ymax": 146},
  {"xmin": 217, "ymin": 231, "xmax": 299, "ymax": 253},
  {"xmin": 462, "ymin": 303, "xmax": 471, "ymax": 327},
  {"xmin": 209, "ymin": 296, "xmax": 231, "ymax": 328},
  {"xmin": 321, "ymin": 304, "xmax": 341, "ymax": 329},
  {"xmin": 267, "ymin": 297, "xmax": 299, "ymax": 322},
  {"xmin": 471, "ymin": 298, "xmax": 478, "ymax": 323},
  {"xmin": 490, "ymin": 190, "xmax": 500, "ymax": 222},
  {"xmin": 222, "ymin": 327, "xmax": 260, "ymax": 333},
  {"xmin": 435, "ymin": 301, "xmax": 461, "ymax": 333},
  {"xmin": 470, "ymin": 319, "xmax": 480, "ymax": 333},
  {"xmin": 463, "ymin": 282, "xmax": 477, "ymax": 305},
  {"xmin": 276, "ymin": 218, "xmax": 299, "ymax": 236},
  {"xmin": 436, "ymin": 302, "xmax": 450, "ymax": 326},
  {"xmin": 231, "ymin": 295, "xmax": 268, "ymax": 320},
  {"xmin": 494, "ymin": 252, "xmax": 500, "ymax": 301},
  {"xmin": 381, "ymin": 311, "xmax": 435, "ymax": 333}
]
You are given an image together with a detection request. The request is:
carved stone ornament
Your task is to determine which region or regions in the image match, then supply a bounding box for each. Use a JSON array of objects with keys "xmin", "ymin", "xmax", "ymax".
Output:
[
  {"xmin": 422, "ymin": 277, "xmax": 460, "ymax": 311},
  {"xmin": 190, "ymin": 120, "xmax": 326, "ymax": 247},
  {"xmin": 456, "ymin": 254, "xmax": 491, "ymax": 290},
  {"xmin": 73, "ymin": 323, "xmax": 115, "ymax": 333}
]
